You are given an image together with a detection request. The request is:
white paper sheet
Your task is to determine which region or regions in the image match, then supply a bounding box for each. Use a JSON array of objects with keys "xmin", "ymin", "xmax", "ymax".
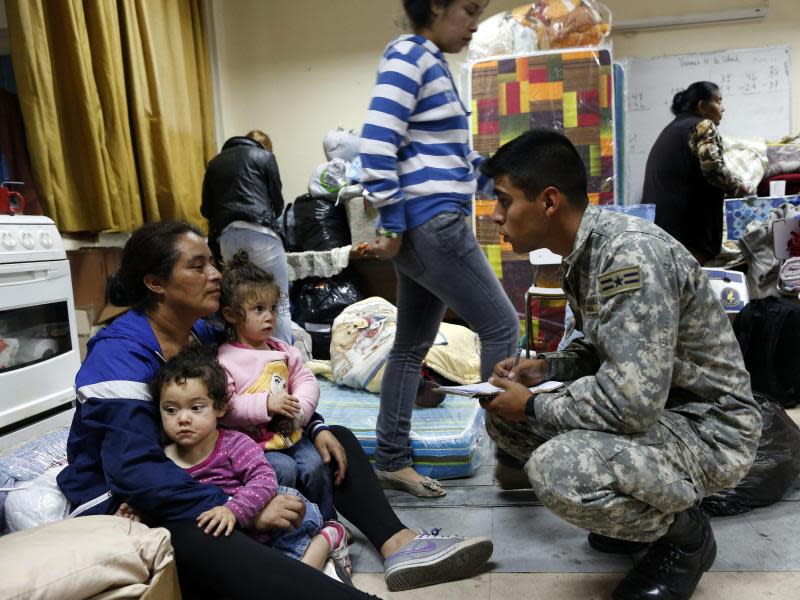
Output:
[{"xmin": 434, "ymin": 379, "xmax": 564, "ymax": 398}]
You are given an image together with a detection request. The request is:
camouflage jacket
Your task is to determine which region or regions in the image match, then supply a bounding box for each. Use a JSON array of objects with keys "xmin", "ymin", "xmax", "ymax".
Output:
[
  {"xmin": 535, "ymin": 205, "xmax": 761, "ymax": 489},
  {"xmin": 689, "ymin": 119, "xmax": 742, "ymax": 197}
]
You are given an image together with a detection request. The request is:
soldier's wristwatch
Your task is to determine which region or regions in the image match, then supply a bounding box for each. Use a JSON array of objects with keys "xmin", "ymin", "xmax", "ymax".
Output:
[{"xmin": 525, "ymin": 395, "xmax": 537, "ymax": 419}]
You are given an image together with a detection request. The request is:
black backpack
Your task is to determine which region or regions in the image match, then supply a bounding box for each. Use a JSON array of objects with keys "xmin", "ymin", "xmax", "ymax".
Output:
[{"xmin": 734, "ymin": 296, "xmax": 800, "ymax": 407}]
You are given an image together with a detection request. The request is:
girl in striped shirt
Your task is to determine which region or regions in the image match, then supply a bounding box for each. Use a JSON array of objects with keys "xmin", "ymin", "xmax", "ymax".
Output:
[{"xmin": 359, "ymin": 0, "xmax": 519, "ymax": 497}]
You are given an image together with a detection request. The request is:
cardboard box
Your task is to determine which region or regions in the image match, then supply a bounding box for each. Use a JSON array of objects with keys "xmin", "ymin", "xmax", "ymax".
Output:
[
  {"xmin": 67, "ymin": 247, "xmax": 123, "ymax": 324},
  {"xmin": 75, "ymin": 308, "xmax": 92, "ymax": 361},
  {"xmin": 69, "ymin": 248, "xmax": 130, "ymax": 362},
  {"xmin": 704, "ymin": 268, "xmax": 749, "ymax": 314}
]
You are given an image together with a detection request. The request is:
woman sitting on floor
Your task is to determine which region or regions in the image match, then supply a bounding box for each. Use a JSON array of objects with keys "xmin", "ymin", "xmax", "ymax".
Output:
[{"xmin": 57, "ymin": 220, "xmax": 493, "ymax": 597}]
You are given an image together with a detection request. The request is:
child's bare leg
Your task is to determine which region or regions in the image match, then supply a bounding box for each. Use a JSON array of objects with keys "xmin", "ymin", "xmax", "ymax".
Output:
[{"xmin": 300, "ymin": 534, "xmax": 329, "ymax": 571}]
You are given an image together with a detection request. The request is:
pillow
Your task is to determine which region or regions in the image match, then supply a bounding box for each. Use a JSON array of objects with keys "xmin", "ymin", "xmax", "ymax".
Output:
[
  {"xmin": 0, "ymin": 515, "xmax": 174, "ymax": 600},
  {"xmin": 425, "ymin": 322, "xmax": 481, "ymax": 385},
  {"xmin": 330, "ymin": 298, "xmax": 482, "ymax": 393}
]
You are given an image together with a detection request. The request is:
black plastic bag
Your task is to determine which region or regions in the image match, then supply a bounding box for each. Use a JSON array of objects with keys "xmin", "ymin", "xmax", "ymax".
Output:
[
  {"xmin": 293, "ymin": 193, "xmax": 351, "ymax": 251},
  {"xmin": 290, "ymin": 275, "xmax": 363, "ymax": 359},
  {"xmin": 279, "ymin": 202, "xmax": 301, "ymax": 252},
  {"xmin": 701, "ymin": 393, "xmax": 800, "ymax": 516},
  {"xmin": 734, "ymin": 296, "xmax": 800, "ymax": 408}
]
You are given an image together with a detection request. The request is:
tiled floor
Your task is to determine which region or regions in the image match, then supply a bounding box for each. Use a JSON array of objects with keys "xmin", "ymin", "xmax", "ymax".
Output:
[{"xmin": 345, "ymin": 408, "xmax": 800, "ymax": 599}]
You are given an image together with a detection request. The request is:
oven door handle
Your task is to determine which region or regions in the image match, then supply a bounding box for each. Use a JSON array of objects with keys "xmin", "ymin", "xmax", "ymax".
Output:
[{"xmin": 0, "ymin": 268, "xmax": 64, "ymax": 286}]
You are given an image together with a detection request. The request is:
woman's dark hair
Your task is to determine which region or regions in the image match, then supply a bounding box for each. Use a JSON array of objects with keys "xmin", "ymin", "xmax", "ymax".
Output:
[
  {"xmin": 150, "ymin": 344, "xmax": 229, "ymax": 411},
  {"xmin": 219, "ymin": 250, "xmax": 281, "ymax": 338},
  {"xmin": 403, "ymin": 0, "xmax": 453, "ymax": 29},
  {"xmin": 481, "ymin": 128, "xmax": 589, "ymax": 206},
  {"xmin": 671, "ymin": 81, "xmax": 719, "ymax": 116},
  {"xmin": 107, "ymin": 221, "xmax": 202, "ymax": 311}
]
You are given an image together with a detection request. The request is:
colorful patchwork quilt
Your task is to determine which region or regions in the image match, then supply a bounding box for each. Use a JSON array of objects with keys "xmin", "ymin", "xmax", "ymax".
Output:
[
  {"xmin": 469, "ymin": 48, "xmax": 615, "ymax": 318},
  {"xmin": 470, "ymin": 48, "xmax": 615, "ymax": 204}
]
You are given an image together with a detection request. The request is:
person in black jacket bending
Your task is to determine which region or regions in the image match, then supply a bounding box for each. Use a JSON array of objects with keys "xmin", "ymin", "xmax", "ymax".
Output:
[
  {"xmin": 642, "ymin": 82, "xmax": 750, "ymax": 265},
  {"xmin": 201, "ymin": 130, "xmax": 293, "ymax": 343}
]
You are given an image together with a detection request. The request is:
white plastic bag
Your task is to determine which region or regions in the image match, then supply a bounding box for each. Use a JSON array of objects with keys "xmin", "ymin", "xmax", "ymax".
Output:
[
  {"xmin": 723, "ymin": 136, "xmax": 768, "ymax": 195},
  {"xmin": 4, "ymin": 465, "xmax": 70, "ymax": 532},
  {"xmin": 308, "ymin": 158, "xmax": 350, "ymax": 197},
  {"xmin": 468, "ymin": 11, "xmax": 539, "ymax": 60},
  {"xmin": 467, "ymin": 1, "xmax": 612, "ymax": 60},
  {"xmin": 291, "ymin": 320, "xmax": 314, "ymax": 362},
  {"xmin": 323, "ymin": 128, "xmax": 360, "ymax": 162}
]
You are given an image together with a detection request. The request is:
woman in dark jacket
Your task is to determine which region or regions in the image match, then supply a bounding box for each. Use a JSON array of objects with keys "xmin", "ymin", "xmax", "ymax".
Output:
[
  {"xmin": 642, "ymin": 81, "xmax": 750, "ymax": 264},
  {"xmin": 201, "ymin": 130, "xmax": 293, "ymax": 342}
]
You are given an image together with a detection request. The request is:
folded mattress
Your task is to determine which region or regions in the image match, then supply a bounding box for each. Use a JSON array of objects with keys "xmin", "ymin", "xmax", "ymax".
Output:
[{"xmin": 316, "ymin": 378, "xmax": 486, "ymax": 479}]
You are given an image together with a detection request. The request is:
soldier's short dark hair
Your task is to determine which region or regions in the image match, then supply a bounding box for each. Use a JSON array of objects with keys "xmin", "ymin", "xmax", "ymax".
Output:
[{"xmin": 480, "ymin": 128, "xmax": 589, "ymax": 207}]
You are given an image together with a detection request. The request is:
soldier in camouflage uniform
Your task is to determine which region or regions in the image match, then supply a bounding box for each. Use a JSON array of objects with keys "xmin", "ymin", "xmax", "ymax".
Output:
[{"xmin": 479, "ymin": 129, "xmax": 762, "ymax": 600}]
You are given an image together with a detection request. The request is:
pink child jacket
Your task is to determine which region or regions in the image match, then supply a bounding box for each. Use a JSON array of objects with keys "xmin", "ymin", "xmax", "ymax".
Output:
[{"xmin": 217, "ymin": 338, "xmax": 320, "ymax": 448}]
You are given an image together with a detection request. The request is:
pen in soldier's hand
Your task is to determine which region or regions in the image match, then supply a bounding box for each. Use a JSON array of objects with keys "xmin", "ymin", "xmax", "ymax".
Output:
[{"xmin": 510, "ymin": 346, "xmax": 523, "ymax": 372}]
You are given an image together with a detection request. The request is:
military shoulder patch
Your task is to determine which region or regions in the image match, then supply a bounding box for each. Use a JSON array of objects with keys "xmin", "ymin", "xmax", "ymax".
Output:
[
  {"xmin": 597, "ymin": 266, "xmax": 642, "ymax": 298},
  {"xmin": 584, "ymin": 295, "xmax": 601, "ymax": 316}
]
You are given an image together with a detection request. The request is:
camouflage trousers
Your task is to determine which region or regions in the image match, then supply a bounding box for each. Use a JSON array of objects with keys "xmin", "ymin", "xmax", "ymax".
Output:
[{"xmin": 486, "ymin": 413, "xmax": 706, "ymax": 542}]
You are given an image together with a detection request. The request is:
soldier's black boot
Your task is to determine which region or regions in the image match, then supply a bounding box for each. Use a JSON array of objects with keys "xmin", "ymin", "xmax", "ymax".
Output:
[
  {"xmin": 587, "ymin": 533, "xmax": 649, "ymax": 555},
  {"xmin": 612, "ymin": 507, "xmax": 716, "ymax": 600}
]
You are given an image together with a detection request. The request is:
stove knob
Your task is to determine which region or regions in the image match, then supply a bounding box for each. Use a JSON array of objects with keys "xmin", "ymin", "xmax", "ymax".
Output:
[
  {"xmin": 21, "ymin": 231, "xmax": 36, "ymax": 250},
  {"xmin": 2, "ymin": 231, "xmax": 17, "ymax": 249},
  {"xmin": 40, "ymin": 231, "xmax": 53, "ymax": 248}
]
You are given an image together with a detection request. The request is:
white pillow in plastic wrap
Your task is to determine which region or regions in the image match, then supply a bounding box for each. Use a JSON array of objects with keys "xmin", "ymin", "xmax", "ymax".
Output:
[
  {"xmin": 4, "ymin": 466, "xmax": 71, "ymax": 532},
  {"xmin": 468, "ymin": 11, "xmax": 539, "ymax": 61}
]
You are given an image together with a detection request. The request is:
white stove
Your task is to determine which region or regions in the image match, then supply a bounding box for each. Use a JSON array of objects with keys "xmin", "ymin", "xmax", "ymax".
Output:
[
  {"xmin": 0, "ymin": 215, "xmax": 67, "ymax": 264},
  {"xmin": 0, "ymin": 214, "xmax": 77, "ymax": 448}
]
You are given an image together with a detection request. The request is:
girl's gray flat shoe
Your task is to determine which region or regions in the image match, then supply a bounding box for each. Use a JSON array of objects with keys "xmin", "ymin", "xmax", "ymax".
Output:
[{"xmin": 375, "ymin": 469, "xmax": 447, "ymax": 497}]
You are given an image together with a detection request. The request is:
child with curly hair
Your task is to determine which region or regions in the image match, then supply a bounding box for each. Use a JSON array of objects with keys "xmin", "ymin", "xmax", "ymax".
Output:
[{"xmin": 152, "ymin": 344, "xmax": 350, "ymax": 583}]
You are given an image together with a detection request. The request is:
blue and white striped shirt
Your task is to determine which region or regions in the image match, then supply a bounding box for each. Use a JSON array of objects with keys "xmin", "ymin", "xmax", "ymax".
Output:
[{"xmin": 360, "ymin": 34, "xmax": 485, "ymax": 233}]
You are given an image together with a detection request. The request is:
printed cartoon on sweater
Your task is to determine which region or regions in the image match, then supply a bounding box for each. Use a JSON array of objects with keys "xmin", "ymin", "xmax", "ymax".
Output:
[{"xmin": 243, "ymin": 360, "xmax": 304, "ymax": 450}]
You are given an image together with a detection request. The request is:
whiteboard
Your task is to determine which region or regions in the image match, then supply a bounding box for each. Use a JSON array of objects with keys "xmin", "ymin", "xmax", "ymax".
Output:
[{"xmin": 620, "ymin": 46, "xmax": 791, "ymax": 205}]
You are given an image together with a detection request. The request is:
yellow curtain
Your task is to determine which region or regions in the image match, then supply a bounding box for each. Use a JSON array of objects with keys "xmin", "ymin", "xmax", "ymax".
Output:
[
  {"xmin": 118, "ymin": 0, "xmax": 214, "ymax": 229},
  {"xmin": 6, "ymin": 0, "xmax": 140, "ymax": 232},
  {"xmin": 6, "ymin": 0, "xmax": 214, "ymax": 233}
]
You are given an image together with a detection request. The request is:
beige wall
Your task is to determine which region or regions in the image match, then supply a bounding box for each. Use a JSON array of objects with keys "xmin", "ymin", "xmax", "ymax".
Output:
[{"xmin": 210, "ymin": 0, "xmax": 800, "ymax": 201}]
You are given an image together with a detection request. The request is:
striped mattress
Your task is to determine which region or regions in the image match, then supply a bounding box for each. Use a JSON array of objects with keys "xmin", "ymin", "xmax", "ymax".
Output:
[{"xmin": 316, "ymin": 378, "xmax": 485, "ymax": 479}]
